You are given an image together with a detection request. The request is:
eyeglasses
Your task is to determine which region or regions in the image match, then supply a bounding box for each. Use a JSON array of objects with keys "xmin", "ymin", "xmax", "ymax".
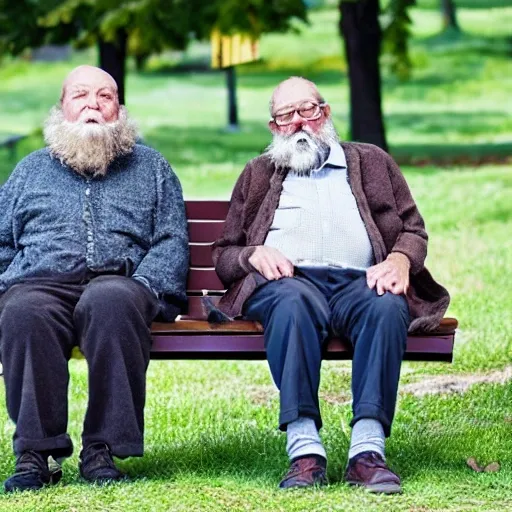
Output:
[{"xmin": 271, "ymin": 101, "xmax": 327, "ymax": 126}]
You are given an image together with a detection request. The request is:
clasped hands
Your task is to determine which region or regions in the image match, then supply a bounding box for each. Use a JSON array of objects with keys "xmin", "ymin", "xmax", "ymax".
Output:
[{"xmin": 248, "ymin": 246, "xmax": 410, "ymax": 295}]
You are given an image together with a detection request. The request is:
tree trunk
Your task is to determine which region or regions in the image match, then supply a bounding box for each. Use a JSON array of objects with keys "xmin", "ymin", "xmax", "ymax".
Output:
[
  {"xmin": 226, "ymin": 66, "xmax": 239, "ymax": 131},
  {"xmin": 441, "ymin": 0, "xmax": 459, "ymax": 31},
  {"xmin": 339, "ymin": 0, "xmax": 388, "ymax": 151},
  {"xmin": 98, "ymin": 31, "xmax": 127, "ymax": 105},
  {"xmin": 135, "ymin": 53, "xmax": 149, "ymax": 72}
]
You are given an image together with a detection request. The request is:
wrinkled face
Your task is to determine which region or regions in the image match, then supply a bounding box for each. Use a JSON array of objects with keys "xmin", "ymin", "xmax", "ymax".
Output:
[
  {"xmin": 269, "ymin": 80, "xmax": 330, "ymax": 137},
  {"xmin": 61, "ymin": 67, "xmax": 119, "ymax": 124}
]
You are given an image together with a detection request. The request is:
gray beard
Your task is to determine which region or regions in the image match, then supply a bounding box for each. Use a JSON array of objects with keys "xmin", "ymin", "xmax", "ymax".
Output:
[
  {"xmin": 43, "ymin": 106, "xmax": 138, "ymax": 177},
  {"xmin": 265, "ymin": 118, "xmax": 340, "ymax": 176}
]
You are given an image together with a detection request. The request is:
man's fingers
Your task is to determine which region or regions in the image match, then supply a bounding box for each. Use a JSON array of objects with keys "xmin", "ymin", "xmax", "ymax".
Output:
[
  {"xmin": 259, "ymin": 259, "xmax": 277, "ymax": 280},
  {"xmin": 376, "ymin": 277, "xmax": 386, "ymax": 296},
  {"xmin": 390, "ymin": 282, "xmax": 404, "ymax": 295},
  {"xmin": 277, "ymin": 259, "xmax": 294, "ymax": 278},
  {"xmin": 367, "ymin": 266, "xmax": 390, "ymax": 289}
]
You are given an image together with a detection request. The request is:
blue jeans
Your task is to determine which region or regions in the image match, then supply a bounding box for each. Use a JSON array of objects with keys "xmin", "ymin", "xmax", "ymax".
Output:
[{"xmin": 243, "ymin": 266, "xmax": 410, "ymax": 436}]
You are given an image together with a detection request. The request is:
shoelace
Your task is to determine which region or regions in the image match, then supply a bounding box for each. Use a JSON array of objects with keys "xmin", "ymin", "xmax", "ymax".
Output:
[
  {"xmin": 82, "ymin": 445, "xmax": 116, "ymax": 470},
  {"xmin": 15, "ymin": 451, "xmax": 48, "ymax": 474}
]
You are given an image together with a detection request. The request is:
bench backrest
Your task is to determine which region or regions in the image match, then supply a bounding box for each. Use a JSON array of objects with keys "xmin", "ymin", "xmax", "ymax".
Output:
[{"xmin": 185, "ymin": 200, "xmax": 229, "ymax": 318}]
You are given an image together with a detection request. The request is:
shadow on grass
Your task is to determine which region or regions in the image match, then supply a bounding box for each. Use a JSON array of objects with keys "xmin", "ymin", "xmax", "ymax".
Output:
[
  {"xmin": 1, "ymin": 118, "xmax": 510, "ymax": 185},
  {"xmin": 145, "ymin": 122, "xmax": 512, "ymax": 168},
  {"xmin": 123, "ymin": 430, "xmax": 287, "ymax": 484},
  {"xmin": 416, "ymin": 31, "xmax": 512, "ymax": 56},
  {"xmin": 121, "ymin": 383, "xmax": 512, "ymax": 486}
]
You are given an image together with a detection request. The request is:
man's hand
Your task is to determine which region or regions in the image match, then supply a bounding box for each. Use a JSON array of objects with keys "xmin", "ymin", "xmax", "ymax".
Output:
[
  {"xmin": 248, "ymin": 246, "xmax": 294, "ymax": 280},
  {"xmin": 366, "ymin": 252, "xmax": 410, "ymax": 296}
]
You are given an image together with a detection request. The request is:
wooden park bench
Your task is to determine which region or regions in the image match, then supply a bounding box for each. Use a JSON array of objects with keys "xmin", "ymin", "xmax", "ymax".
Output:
[{"xmin": 149, "ymin": 200, "xmax": 457, "ymax": 363}]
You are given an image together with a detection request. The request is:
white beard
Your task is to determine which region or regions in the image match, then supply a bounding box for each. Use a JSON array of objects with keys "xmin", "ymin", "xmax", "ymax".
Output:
[
  {"xmin": 265, "ymin": 118, "xmax": 340, "ymax": 176},
  {"xmin": 44, "ymin": 106, "xmax": 139, "ymax": 177}
]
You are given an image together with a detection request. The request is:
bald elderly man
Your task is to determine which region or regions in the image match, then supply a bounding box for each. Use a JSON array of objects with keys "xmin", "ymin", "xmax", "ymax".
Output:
[
  {"xmin": 213, "ymin": 77, "xmax": 449, "ymax": 493},
  {"xmin": 0, "ymin": 66, "xmax": 188, "ymax": 491}
]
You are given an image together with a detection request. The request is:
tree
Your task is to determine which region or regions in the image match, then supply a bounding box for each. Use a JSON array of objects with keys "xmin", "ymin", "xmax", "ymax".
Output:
[
  {"xmin": 38, "ymin": 0, "xmax": 307, "ymax": 106},
  {"xmin": 0, "ymin": 0, "xmax": 76, "ymax": 57},
  {"xmin": 40, "ymin": 0, "xmax": 196, "ymax": 105},
  {"xmin": 339, "ymin": 0, "xmax": 415, "ymax": 150},
  {"xmin": 441, "ymin": 0, "xmax": 459, "ymax": 32},
  {"xmin": 340, "ymin": 0, "xmax": 387, "ymax": 150}
]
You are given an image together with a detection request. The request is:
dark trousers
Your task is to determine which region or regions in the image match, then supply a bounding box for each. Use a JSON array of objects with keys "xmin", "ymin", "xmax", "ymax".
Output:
[
  {"xmin": 244, "ymin": 267, "xmax": 410, "ymax": 437},
  {"xmin": 0, "ymin": 276, "xmax": 160, "ymax": 459}
]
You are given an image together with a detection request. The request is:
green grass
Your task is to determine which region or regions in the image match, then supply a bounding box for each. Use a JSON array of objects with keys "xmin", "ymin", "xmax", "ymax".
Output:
[{"xmin": 0, "ymin": 4, "xmax": 511, "ymax": 511}]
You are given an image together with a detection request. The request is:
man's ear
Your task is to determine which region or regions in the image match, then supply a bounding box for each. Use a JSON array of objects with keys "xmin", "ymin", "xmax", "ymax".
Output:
[
  {"xmin": 268, "ymin": 119, "xmax": 277, "ymax": 131},
  {"xmin": 323, "ymin": 104, "xmax": 331, "ymax": 119}
]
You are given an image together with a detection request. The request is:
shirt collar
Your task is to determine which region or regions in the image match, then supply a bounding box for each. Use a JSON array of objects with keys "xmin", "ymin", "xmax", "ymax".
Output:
[{"xmin": 314, "ymin": 142, "xmax": 347, "ymax": 173}]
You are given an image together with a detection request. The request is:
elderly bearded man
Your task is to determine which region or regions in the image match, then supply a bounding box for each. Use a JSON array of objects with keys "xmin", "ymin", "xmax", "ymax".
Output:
[
  {"xmin": 0, "ymin": 66, "xmax": 188, "ymax": 492},
  {"xmin": 212, "ymin": 77, "xmax": 449, "ymax": 493}
]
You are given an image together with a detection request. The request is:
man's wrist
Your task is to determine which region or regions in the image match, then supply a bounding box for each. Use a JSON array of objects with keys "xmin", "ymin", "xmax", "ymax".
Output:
[{"xmin": 388, "ymin": 252, "xmax": 411, "ymax": 270}]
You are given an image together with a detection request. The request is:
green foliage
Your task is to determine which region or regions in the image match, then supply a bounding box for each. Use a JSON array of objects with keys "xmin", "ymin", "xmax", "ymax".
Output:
[
  {"xmin": 0, "ymin": 0, "xmax": 76, "ymax": 55},
  {"xmin": 1, "ymin": 0, "xmax": 307, "ymax": 63},
  {"xmin": 382, "ymin": 0, "xmax": 416, "ymax": 79}
]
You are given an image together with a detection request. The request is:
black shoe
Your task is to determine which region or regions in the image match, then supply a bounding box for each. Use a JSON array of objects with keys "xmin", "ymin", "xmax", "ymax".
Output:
[
  {"xmin": 4, "ymin": 451, "xmax": 62, "ymax": 493},
  {"xmin": 79, "ymin": 443, "xmax": 125, "ymax": 484}
]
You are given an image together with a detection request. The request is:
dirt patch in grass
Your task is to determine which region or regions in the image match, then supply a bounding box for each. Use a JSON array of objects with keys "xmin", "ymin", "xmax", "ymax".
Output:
[
  {"xmin": 246, "ymin": 385, "xmax": 277, "ymax": 405},
  {"xmin": 401, "ymin": 366, "xmax": 512, "ymax": 397},
  {"xmin": 320, "ymin": 391, "xmax": 352, "ymax": 406}
]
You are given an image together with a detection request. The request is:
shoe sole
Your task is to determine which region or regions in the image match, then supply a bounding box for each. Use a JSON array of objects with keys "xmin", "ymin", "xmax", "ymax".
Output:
[
  {"xmin": 279, "ymin": 479, "xmax": 328, "ymax": 490},
  {"xmin": 4, "ymin": 469, "xmax": 62, "ymax": 493},
  {"xmin": 346, "ymin": 480, "xmax": 402, "ymax": 494}
]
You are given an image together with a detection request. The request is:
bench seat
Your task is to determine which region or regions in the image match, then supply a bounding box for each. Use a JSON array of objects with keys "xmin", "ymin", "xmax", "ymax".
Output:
[{"xmin": 150, "ymin": 317, "xmax": 457, "ymax": 362}]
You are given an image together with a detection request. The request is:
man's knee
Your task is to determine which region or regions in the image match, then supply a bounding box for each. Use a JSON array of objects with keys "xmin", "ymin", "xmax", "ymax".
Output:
[
  {"xmin": 273, "ymin": 280, "xmax": 327, "ymax": 319},
  {"xmin": 0, "ymin": 287, "xmax": 55, "ymax": 328},
  {"xmin": 76, "ymin": 276, "xmax": 141, "ymax": 319},
  {"xmin": 371, "ymin": 293, "xmax": 409, "ymax": 324}
]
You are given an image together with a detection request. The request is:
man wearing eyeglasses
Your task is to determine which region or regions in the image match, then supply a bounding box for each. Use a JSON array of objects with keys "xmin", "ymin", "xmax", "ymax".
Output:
[{"xmin": 212, "ymin": 77, "xmax": 449, "ymax": 493}]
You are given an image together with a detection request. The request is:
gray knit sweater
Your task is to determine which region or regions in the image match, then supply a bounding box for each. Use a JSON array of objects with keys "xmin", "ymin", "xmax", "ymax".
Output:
[{"xmin": 0, "ymin": 144, "xmax": 189, "ymax": 320}]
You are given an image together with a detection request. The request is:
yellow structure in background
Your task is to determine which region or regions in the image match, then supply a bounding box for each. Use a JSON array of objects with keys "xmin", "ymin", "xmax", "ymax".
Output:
[{"xmin": 211, "ymin": 30, "xmax": 260, "ymax": 68}]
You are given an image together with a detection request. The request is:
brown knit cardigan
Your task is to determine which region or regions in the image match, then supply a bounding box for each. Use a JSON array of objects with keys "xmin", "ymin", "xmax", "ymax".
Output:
[{"xmin": 212, "ymin": 142, "xmax": 450, "ymax": 333}]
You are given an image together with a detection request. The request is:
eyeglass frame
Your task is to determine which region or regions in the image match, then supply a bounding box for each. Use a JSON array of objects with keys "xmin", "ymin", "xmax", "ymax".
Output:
[{"xmin": 270, "ymin": 101, "xmax": 328, "ymax": 126}]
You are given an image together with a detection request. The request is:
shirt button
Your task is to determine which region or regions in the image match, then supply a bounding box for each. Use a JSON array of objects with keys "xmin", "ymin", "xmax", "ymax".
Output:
[{"xmin": 85, "ymin": 189, "xmax": 90, "ymax": 196}]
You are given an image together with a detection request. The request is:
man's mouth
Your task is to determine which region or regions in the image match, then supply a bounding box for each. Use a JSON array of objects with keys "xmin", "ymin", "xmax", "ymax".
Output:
[{"xmin": 85, "ymin": 119, "xmax": 99, "ymax": 124}]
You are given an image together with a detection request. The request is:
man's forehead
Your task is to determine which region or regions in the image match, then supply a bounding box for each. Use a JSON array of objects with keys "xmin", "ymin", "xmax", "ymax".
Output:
[
  {"xmin": 64, "ymin": 66, "xmax": 117, "ymax": 91},
  {"xmin": 68, "ymin": 82, "xmax": 116, "ymax": 91},
  {"xmin": 272, "ymin": 80, "xmax": 319, "ymax": 112}
]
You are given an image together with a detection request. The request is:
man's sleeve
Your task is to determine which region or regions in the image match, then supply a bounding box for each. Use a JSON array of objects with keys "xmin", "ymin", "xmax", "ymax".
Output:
[
  {"xmin": 212, "ymin": 164, "xmax": 256, "ymax": 287},
  {"xmin": 385, "ymin": 153, "xmax": 428, "ymax": 274},
  {"xmin": 0, "ymin": 166, "xmax": 22, "ymax": 275},
  {"xmin": 132, "ymin": 158, "xmax": 189, "ymax": 319}
]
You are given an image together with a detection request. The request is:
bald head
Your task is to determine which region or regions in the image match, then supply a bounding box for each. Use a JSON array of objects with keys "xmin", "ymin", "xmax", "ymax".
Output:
[
  {"xmin": 61, "ymin": 65, "xmax": 120, "ymax": 124},
  {"xmin": 270, "ymin": 77, "xmax": 324, "ymax": 116},
  {"xmin": 61, "ymin": 65, "xmax": 118, "ymax": 102}
]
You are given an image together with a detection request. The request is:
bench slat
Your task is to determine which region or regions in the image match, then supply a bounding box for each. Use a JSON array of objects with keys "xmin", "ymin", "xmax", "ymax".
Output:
[
  {"xmin": 190, "ymin": 244, "xmax": 214, "ymax": 267},
  {"xmin": 186, "ymin": 201, "xmax": 230, "ymax": 221},
  {"xmin": 150, "ymin": 333, "xmax": 454, "ymax": 362},
  {"xmin": 187, "ymin": 268, "xmax": 225, "ymax": 292},
  {"xmin": 188, "ymin": 221, "xmax": 225, "ymax": 243},
  {"xmin": 153, "ymin": 318, "xmax": 457, "ymax": 335}
]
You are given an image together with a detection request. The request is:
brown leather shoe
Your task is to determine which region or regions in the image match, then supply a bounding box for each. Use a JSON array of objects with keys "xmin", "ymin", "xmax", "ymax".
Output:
[
  {"xmin": 279, "ymin": 455, "xmax": 327, "ymax": 489},
  {"xmin": 344, "ymin": 451, "xmax": 401, "ymax": 494}
]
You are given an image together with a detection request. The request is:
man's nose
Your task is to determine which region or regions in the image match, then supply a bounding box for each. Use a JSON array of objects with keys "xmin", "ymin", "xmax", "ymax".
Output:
[
  {"xmin": 288, "ymin": 112, "xmax": 307, "ymax": 132},
  {"xmin": 85, "ymin": 93, "xmax": 99, "ymax": 109}
]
